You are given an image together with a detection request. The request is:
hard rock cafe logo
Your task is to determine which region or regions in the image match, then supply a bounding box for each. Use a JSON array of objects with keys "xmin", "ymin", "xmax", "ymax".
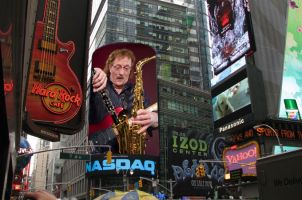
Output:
[{"xmin": 31, "ymin": 82, "xmax": 81, "ymax": 114}]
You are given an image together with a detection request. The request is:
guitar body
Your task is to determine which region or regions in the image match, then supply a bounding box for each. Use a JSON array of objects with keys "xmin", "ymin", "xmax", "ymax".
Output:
[
  {"xmin": 89, "ymin": 107, "xmax": 124, "ymax": 137},
  {"xmin": 25, "ymin": 1, "xmax": 82, "ymax": 124}
]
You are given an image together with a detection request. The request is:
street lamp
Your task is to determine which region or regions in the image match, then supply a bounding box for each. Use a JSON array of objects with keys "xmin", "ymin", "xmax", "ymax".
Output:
[{"xmin": 253, "ymin": 123, "xmax": 285, "ymax": 153}]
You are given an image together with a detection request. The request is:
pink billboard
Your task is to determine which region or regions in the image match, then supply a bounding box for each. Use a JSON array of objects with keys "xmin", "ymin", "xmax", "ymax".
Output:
[{"xmin": 223, "ymin": 141, "xmax": 259, "ymax": 176}]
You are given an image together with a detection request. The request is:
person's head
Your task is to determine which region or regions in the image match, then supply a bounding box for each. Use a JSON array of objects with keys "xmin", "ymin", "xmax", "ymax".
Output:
[{"xmin": 103, "ymin": 48, "xmax": 136, "ymax": 89}]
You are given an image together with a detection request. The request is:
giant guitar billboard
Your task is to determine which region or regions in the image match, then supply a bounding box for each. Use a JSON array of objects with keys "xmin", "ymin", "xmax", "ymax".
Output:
[{"xmin": 24, "ymin": 0, "xmax": 91, "ymax": 140}]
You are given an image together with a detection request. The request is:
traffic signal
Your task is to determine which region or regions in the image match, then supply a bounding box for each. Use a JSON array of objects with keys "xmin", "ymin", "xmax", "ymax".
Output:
[
  {"xmin": 138, "ymin": 179, "xmax": 143, "ymax": 188},
  {"xmin": 67, "ymin": 184, "xmax": 71, "ymax": 192},
  {"xmin": 106, "ymin": 150, "xmax": 112, "ymax": 164},
  {"xmin": 89, "ymin": 189, "xmax": 95, "ymax": 198}
]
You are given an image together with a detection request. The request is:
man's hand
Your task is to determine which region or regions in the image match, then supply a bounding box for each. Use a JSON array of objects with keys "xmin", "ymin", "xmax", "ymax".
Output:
[
  {"xmin": 92, "ymin": 67, "xmax": 107, "ymax": 92},
  {"xmin": 131, "ymin": 109, "xmax": 158, "ymax": 134},
  {"xmin": 23, "ymin": 191, "xmax": 57, "ymax": 200}
]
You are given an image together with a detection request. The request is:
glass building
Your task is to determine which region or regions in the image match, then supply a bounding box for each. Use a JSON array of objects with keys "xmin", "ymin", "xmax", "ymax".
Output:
[{"xmin": 60, "ymin": 0, "xmax": 213, "ymax": 198}]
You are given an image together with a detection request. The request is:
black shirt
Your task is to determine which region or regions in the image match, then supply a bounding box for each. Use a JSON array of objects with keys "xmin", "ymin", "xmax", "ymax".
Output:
[{"xmin": 88, "ymin": 80, "xmax": 150, "ymax": 153}]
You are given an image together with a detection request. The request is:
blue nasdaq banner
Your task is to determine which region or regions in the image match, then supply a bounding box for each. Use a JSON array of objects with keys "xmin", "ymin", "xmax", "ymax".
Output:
[{"xmin": 86, "ymin": 154, "xmax": 159, "ymax": 177}]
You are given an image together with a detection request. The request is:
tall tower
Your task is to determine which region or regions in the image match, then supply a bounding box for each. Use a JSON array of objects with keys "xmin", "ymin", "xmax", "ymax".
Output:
[
  {"xmin": 89, "ymin": 0, "xmax": 213, "ymax": 189},
  {"xmin": 31, "ymin": 139, "xmax": 49, "ymax": 190}
]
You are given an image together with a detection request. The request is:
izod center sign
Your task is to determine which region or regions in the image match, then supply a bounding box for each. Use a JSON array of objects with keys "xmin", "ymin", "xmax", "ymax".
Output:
[{"xmin": 223, "ymin": 141, "xmax": 259, "ymax": 177}]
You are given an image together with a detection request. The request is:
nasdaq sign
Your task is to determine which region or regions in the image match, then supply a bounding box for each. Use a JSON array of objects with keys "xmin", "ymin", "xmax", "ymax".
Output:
[{"xmin": 86, "ymin": 154, "xmax": 158, "ymax": 177}]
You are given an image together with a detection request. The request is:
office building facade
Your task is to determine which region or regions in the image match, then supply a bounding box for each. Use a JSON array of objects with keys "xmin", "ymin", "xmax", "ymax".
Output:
[{"xmin": 59, "ymin": 0, "xmax": 213, "ymax": 198}]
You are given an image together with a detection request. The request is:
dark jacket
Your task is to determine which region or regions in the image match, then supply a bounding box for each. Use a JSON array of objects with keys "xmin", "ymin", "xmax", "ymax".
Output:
[{"xmin": 88, "ymin": 80, "xmax": 150, "ymax": 153}]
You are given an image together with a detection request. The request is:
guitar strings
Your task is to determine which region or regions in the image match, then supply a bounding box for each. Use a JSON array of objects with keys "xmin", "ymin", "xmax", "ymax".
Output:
[{"xmin": 49, "ymin": 0, "xmax": 57, "ymax": 82}]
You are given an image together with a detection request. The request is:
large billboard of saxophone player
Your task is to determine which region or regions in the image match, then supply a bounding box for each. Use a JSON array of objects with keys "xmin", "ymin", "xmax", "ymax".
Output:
[{"xmin": 89, "ymin": 43, "xmax": 159, "ymax": 156}]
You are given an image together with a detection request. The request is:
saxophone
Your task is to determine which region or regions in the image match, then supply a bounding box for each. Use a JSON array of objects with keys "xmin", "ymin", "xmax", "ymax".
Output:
[{"xmin": 117, "ymin": 55, "xmax": 156, "ymax": 155}]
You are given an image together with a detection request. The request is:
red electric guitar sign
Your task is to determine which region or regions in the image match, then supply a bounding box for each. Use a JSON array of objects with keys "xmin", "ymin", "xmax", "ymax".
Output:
[{"xmin": 25, "ymin": 0, "xmax": 83, "ymax": 124}]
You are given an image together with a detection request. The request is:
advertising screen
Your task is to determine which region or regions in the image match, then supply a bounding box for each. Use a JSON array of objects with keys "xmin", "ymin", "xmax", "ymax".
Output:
[
  {"xmin": 207, "ymin": 0, "xmax": 254, "ymax": 75},
  {"xmin": 167, "ymin": 127, "xmax": 219, "ymax": 197},
  {"xmin": 212, "ymin": 77, "xmax": 251, "ymax": 121},
  {"xmin": 86, "ymin": 154, "xmax": 159, "ymax": 177},
  {"xmin": 273, "ymin": 145, "xmax": 301, "ymax": 154},
  {"xmin": 279, "ymin": 1, "xmax": 302, "ymax": 120},
  {"xmin": 24, "ymin": 0, "xmax": 91, "ymax": 138},
  {"xmin": 89, "ymin": 43, "xmax": 159, "ymax": 157},
  {"xmin": 211, "ymin": 56, "xmax": 246, "ymax": 87},
  {"xmin": 223, "ymin": 141, "xmax": 259, "ymax": 177}
]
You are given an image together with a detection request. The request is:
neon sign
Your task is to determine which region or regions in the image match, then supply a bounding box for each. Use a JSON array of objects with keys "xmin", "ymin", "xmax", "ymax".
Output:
[
  {"xmin": 171, "ymin": 135, "xmax": 208, "ymax": 156},
  {"xmin": 31, "ymin": 82, "xmax": 81, "ymax": 114},
  {"xmin": 223, "ymin": 141, "xmax": 259, "ymax": 176},
  {"xmin": 3, "ymin": 80, "xmax": 13, "ymax": 95},
  {"xmin": 86, "ymin": 158, "xmax": 156, "ymax": 175}
]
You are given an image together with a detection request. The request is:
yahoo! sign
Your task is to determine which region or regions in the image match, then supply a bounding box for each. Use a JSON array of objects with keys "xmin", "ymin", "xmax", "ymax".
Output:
[{"xmin": 223, "ymin": 141, "xmax": 259, "ymax": 176}]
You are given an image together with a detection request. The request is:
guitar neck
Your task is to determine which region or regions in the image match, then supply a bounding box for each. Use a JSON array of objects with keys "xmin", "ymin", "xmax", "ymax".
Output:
[{"xmin": 43, "ymin": 0, "xmax": 59, "ymax": 43}]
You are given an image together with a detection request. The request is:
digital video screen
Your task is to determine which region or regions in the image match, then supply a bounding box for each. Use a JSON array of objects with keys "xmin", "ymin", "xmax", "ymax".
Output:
[
  {"xmin": 279, "ymin": 0, "xmax": 302, "ymax": 121},
  {"xmin": 212, "ymin": 78, "xmax": 251, "ymax": 121},
  {"xmin": 207, "ymin": 0, "xmax": 254, "ymax": 75},
  {"xmin": 211, "ymin": 56, "xmax": 246, "ymax": 87}
]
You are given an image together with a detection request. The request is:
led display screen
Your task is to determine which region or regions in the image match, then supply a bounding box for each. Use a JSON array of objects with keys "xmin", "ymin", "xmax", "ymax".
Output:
[
  {"xmin": 212, "ymin": 77, "xmax": 251, "ymax": 121},
  {"xmin": 279, "ymin": 1, "xmax": 302, "ymax": 120},
  {"xmin": 24, "ymin": 0, "xmax": 91, "ymax": 138},
  {"xmin": 89, "ymin": 43, "xmax": 159, "ymax": 157},
  {"xmin": 211, "ymin": 56, "xmax": 246, "ymax": 87},
  {"xmin": 273, "ymin": 145, "xmax": 301, "ymax": 154},
  {"xmin": 223, "ymin": 141, "xmax": 259, "ymax": 177},
  {"xmin": 207, "ymin": 0, "xmax": 254, "ymax": 75}
]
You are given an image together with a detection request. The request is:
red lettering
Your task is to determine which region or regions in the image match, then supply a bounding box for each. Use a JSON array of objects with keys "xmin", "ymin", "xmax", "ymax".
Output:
[
  {"xmin": 58, "ymin": 89, "xmax": 81, "ymax": 106},
  {"xmin": 31, "ymin": 83, "xmax": 59, "ymax": 98},
  {"xmin": 31, "ymin": 83, "xmax": 42, "ymax": 94},
  {"xmin": 225, "ymin": 147, "xmax": 257, "ymax": 164},
  {"xmin": 50, "ymin": 101, "xmax": 64, "ymax": 109},
  {"xmin": 281, "ymin": 130, "xmax": 295, "ymax": 139},
  {"xmin": 59, "ymin": 89, "xmax": 68, "ymax": 101},
  {"xmin": 4, "ymin": 80, "xmax": 13, "ymax": 94},
  {"xmin": 297, "ymin": 131, "xmax": 302, "ymax": 140},
  {"xmin": 244, "ymin": 129, "xmax": 254, "ymax": 138},
  {"xmin": 64, "ymin": 94, "xmax": 71, "ymax": 101}
]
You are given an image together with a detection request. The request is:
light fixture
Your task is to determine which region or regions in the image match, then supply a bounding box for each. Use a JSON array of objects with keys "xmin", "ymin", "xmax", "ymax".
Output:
[{"xmin": 224, "ymin": 173, "xmax": 231, "ymax": 180}]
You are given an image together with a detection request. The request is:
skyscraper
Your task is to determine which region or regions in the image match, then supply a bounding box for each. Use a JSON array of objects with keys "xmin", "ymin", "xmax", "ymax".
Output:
[
  {"xmin": 59, "ymin": 0, "xmax": 212, "ymax": 197},
  {"xmin": 89, "ymin": 0, "xmax": 213, "ymax": 189}
]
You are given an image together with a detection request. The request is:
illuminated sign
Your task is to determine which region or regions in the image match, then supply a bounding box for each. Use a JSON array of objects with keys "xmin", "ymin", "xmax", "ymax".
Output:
[
  {"xmin": 3, "ymin": 80, "xmax": 13, "ymax": 95},
  {"xmin": 212, "ymin": 78, "xmax": 251, "ymax": 121},
  {"xmin": 211, "ymin": 56, "xmax": 246, "ymax": 87},
  {"xmin": 273, "ymin": 145, "xmax": 301, "ymax": 154},
  {"xmin": 23, "ymin": 0, "xmax": 90, "ymax": 136},
  {"xmin": 167, "ymin": 126, "xmax": 219, "ymax": 197},
  {"xmin": 171, "ymin": 134, "xmax": 208, "ymax": 157},
  {"xmin": 279, "ymin": 1, "xmax": 302, "ymax": 120},
  {"xmin": 223, "ymin": 141, "xmax": 259, "ymax": 176},
  {"xmin": 227, "ymin": 126, "xmax": 302, "ymax": 144},
  {"xmin": 86, "ymin": 154, "xmax": 158, "ymax": 177},
  {"xmin": 207, "ymin": 0, "xmax": 254, "ymax": 75},
  {"xmin": 31, "ymin": 82, "xmax": 81, "ymax": 114},
  {"xmin": 218, "ymin": 118, "xmax": 245, "ymax": 133}
]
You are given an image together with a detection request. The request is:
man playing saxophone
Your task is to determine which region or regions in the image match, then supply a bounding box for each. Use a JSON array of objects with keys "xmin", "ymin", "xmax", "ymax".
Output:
[{"xmin": 89, "ymin": 48, "xmax": 158, "ymax": 154}]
